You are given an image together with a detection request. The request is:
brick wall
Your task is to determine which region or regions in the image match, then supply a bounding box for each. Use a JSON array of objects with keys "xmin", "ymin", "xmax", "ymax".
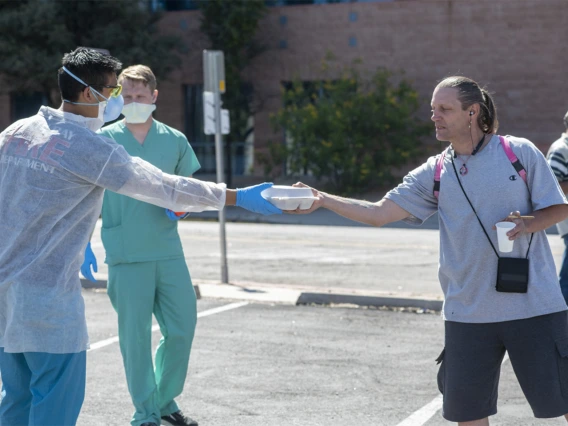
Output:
[
  {"xmin": 2, "ymin": 0, "xmax": 567, "ymax": 177},
  {"xmin": 154, "ymin": 11, "xmax": 208, "ymax": 131},
  {"xmin": 155, "ymin": 0, "xmax": 568, "ymax": 175}
]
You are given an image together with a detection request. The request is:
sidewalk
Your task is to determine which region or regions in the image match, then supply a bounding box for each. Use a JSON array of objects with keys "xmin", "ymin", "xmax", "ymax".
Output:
[{"xmin": 81, "ymin": 276, "xmax": 444, "ymax": 312}]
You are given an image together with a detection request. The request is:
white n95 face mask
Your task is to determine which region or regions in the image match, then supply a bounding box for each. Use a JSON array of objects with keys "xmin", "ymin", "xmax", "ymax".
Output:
[
  {"xmin": 102, "ymin": 93, "xmax": 124, "ymax": 122},
  {"xmin": 121, "ymin": 102, "xmax": 156, "ymax": 124},
  {"xmin": 84, "ymin": 103, "xmax": 105, "ymax": 132},
  {"xmin": 76, "ymin": 97, "xmax": 125, "ymax": 132},
  {"xmin": 61, "ymin": 66, "xmax": 124, "ymax": 130}
]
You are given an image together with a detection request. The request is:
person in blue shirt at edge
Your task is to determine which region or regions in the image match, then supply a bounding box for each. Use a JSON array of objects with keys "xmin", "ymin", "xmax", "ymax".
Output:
[
  {"xmin": 81, "ymin": 64, "xmax": 203, "ymax": 426},
  {"xmin": 0, "ymin": 47, "xmax": 281, "ymax": 426},
  {"xmin": 287, "ymin": 76, "xmax": 568, "ymax": 426}
]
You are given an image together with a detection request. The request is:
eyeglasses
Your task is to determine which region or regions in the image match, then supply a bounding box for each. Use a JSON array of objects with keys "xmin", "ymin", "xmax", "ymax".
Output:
[
  {"xmin": 101, "ymin": 84, "xmax": 122, "ymax": 97},
  {"xmin": 88, "ymin": 83, "xmax": 122, "ymax": 98}
]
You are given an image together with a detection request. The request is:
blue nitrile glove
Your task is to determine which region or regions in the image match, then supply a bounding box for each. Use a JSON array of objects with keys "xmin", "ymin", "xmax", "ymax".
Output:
[
  {"xmin": 81, "ymin": 242, "xmax": 98, "ymax": 283},
  {"xmin": 165, "ymin": 209, "xmax": 190, "ymax": 220},
  {"xmin": 236, "ymin": 182, "xmax": 282, "ymax": 215}
]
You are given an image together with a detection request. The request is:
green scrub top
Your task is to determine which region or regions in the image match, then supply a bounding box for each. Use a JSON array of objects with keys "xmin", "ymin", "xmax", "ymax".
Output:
[{"xmin": 99, "ymin": 119, "xmax": 200, "ymax": 266}]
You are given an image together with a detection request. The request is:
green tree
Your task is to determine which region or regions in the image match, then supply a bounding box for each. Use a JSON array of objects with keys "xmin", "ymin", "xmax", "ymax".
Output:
[
  {"xmin": 198, "ymin": 0, "xmax": 267, "ymax": 185},
  {"xmin": 265, "ymin": 62, "xmax": 431, "ymax": 194},
  {"xmin": 0, "ymin": 0, "xmax": 183, "ymax": 106}
]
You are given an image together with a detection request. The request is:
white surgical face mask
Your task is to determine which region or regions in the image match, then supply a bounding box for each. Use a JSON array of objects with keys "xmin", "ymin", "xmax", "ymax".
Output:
[{"xmin": 121, "ymin": 102, "xmax": 156, "ymax": 124}]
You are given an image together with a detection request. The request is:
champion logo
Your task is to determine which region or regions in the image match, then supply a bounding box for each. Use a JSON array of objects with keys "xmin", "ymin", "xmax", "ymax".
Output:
[{"xmin": 509, "ymin": 175, "xmax": 518, "ymax": 181}]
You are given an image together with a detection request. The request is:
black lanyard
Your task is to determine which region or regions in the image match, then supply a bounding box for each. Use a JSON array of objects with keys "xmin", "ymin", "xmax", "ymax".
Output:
[{"xmin": 449, "ymin": 152, "xmax": 533, "ymax": 259}]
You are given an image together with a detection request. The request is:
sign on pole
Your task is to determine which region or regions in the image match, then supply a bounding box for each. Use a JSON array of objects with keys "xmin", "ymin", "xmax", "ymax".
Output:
[
  {"xmin": 203, "ymin": 91, "xmax": 230, "ymax": 135},
  {"xmin": 221, "ymin": 109, "xmax": 230, "ymax": 135},
  {"xmin": 203, "ymin": 50, "xmax": 225, "ymax": 94},
  {"xmin": 203, "ymin": 91, "xmax": 215, "ymax": 135}
]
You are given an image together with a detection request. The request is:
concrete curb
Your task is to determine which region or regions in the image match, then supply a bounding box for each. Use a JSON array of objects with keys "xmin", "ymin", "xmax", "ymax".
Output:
[
  {"xmin": 296, "ymin": 292, "xmax": 442, "ymax": 311},
  {"xmin": 80, "ymin": 278, "xmax": 108, "ymax": 289},
  {"xmin": 80, "ymin": 278, "xmax": 202, "ymax": 299},
  {"xmin": 81, "ymin": 277, "xmax": 442, "ymax": 311}
]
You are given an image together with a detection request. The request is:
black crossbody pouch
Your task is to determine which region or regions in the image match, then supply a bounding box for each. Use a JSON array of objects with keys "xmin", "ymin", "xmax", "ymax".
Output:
[
  {"xmin": 496, "ymin": 257, "xmax": 529, "ymax": 293},
  {"xmin": 450, "ymin": 154, "xmax": 532, "ymax": 294}
]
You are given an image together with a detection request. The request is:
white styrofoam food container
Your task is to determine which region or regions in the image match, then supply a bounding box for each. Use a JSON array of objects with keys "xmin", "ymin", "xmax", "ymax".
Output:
[{"xmin": 261, "ymin": 185, "xmax": 316, "ymax": 210}]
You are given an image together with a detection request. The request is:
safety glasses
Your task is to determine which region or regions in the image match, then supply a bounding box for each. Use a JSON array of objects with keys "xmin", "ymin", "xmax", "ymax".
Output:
[{"xmin": 101, "ymin": 84, "xmax": 122, "ymax": 98}]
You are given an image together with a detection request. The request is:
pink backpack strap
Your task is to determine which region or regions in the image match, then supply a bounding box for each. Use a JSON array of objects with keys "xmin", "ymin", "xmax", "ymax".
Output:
[
  {"xmin": 433, "ymin": 137, "xmax": 527, "ymax": 198},
  {"xmin": 433, "ymin": 147, "xmax": 449, "ymax": 199},
  {"xmin": 499, "ymin": 135, "xmax": 527, "ymax": 183}
]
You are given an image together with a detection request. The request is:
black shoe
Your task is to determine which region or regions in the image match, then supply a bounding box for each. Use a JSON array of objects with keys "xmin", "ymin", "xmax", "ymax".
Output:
[
  {"xmin": 141, "ymin": 423, "xmax": 158, "ymax": 426},
  {"xmin": 161, "ymin": 410, "xmax": 198, "ymax": 426}
]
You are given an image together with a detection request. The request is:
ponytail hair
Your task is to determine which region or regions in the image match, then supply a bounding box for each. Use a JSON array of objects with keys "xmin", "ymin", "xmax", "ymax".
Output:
[{"xmin": 437, "ymin": 76, "xmax": 498, "ymax": 134}]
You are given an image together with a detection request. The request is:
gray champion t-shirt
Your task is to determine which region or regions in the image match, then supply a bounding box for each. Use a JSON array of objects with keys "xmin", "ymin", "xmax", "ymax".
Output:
[{"xmin": 385, "ymin": 134, "xmax": 568, "ymax": 323}]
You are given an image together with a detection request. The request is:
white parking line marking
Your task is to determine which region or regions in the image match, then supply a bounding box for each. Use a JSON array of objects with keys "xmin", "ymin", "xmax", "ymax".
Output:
[
  {"xmin": 87, "ymin": 301, "xmax": 249, "ymax": 352},
  {"xmin": 394, "ymin": 353, "xmax": 510, "ymax": 426},
  {"xmin": 395, "ymin": 395, "xmax": 443, "ymax": 426}
]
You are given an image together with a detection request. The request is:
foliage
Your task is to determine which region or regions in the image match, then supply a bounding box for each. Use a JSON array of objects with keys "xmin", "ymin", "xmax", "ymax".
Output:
[
  {"xmin": 198, "ymin": 0, "xmax": 267, "ymax": 184},
  {"xmin": 0, "ymin": 0, "xmax": 183, "ymax": 105},
  {"xmin": 264, "ymin": 62, "xmax": 431, "ymax": 194}
]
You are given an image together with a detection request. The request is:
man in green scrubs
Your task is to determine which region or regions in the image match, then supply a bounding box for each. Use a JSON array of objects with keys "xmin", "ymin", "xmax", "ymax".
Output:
[{"xmin": 84, "ymin": 65, "xmax": 200, "ymax": 426}]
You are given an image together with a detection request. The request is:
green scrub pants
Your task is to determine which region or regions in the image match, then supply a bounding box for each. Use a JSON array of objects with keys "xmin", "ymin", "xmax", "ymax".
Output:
[{"xmin": 107, "ymin": 257, "xmax": 197, "ymax": 426}]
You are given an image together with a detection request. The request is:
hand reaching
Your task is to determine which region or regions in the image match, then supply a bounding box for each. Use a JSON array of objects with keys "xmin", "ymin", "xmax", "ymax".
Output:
[
  {"xmin": 285, "ymin": 182, "xmax": 324, "ymax": 214},
  {"xmin": 236, "ymin": 182, "xmax": 282, "ymax": 215}
]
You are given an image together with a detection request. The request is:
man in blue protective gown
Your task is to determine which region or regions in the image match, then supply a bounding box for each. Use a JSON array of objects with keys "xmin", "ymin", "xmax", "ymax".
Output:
[{"xmin": 0, "ymin": 47, "xmax": 280, "ymax": 426}]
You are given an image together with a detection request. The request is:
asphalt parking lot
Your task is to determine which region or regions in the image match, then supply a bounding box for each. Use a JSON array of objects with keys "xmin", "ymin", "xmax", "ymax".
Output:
[
  {"xmin": 79, "ymin": 290, "xmax": 568, "ymax": 426},
  {"xmin": 3, "ymin": 219, "xmax": 567, "ymax": 425}
]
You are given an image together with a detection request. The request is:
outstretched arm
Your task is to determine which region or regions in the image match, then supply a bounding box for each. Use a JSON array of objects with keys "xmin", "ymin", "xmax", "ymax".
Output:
[
  {"xmin": 287, "ymin": 182, "xmax": 411, "ymax": 227},
  {"xmin": 94, "ymin": 148, "xmax": 279, "ymax": 215}
]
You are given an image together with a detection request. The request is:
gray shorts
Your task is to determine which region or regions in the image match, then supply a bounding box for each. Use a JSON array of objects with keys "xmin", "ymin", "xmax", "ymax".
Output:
[{"xmin": 437, "ymin": 310, "xmax": 568, "ymax": 422}]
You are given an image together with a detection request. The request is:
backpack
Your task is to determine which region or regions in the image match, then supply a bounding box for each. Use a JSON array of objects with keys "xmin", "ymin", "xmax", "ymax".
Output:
[{"xmin": 434, "ymin": 135, "xmax": 527, "ymax": 199}]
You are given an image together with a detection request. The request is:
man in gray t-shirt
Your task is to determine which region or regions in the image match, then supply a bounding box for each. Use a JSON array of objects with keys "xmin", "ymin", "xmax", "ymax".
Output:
[
  {"xmin": 0, "ymin": 48, "xmax": 280, "ymax": 426},
  {"xmin": 289, "ymin": 76, "xmax": 568, "ymax": 425},
  {"xmin": 546, "ymin": 111, "xmax": 568, "ymax": 305}
]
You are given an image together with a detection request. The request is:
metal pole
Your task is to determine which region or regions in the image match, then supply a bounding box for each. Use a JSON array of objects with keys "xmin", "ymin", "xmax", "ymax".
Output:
[{"xmin": 212, "ymin": 60, "xmax": 229, "ymax": 284}]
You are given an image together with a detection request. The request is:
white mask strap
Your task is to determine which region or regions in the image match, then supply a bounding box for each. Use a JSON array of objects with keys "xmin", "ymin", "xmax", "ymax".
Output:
[
  {"xmin": 62, "ymin": 66, "xmax": 107, "ymax": 101},
  {"xmin": 63, "ymin": 66, "xmax": 88, "ymax": 87}
]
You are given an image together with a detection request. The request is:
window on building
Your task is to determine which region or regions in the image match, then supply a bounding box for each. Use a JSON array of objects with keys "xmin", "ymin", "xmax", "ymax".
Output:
[
  {"xmin": 282, "ymin": 81, "xmax": 328, "ymax": 104},
  {"xmin": 184, "ymin": 84, "xmax": 214, "ymax": 174},
  {"xmin": 266, "ymin": 0, "xmax": 316, "ymax": 5},
  {"xmin": 11, "ymin": 92, "xmax": 49, "ymax": 122},
  {"xmin": 183, "ymin": 84, "xmax": 252, "ymax": 176},
  {"xmin": 151, "ymin": 0, "xmax": 199, "ymax": 12},
  {"xmin": 266, "ymin": 0, "xmax": 393, "ymax": 5},
  {"xmin": 184, "ymin": 84, "xmax": 207, "ymax": 143}
]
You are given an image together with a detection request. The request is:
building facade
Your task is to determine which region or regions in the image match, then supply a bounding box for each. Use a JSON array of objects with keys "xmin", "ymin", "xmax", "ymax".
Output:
[{"xmin": 2, "ymin": 0, "xmax": 567, "ymax": 182}]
